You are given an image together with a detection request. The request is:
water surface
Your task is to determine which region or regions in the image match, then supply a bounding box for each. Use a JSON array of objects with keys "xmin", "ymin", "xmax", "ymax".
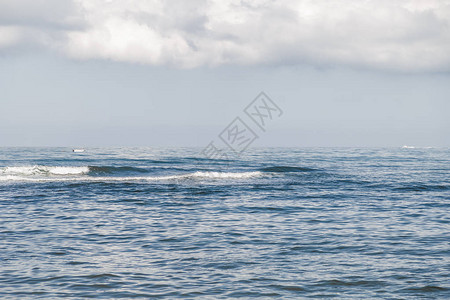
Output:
[{"xmin": 0, "ymin": 147, "xmax": 449, "ymax": 298}]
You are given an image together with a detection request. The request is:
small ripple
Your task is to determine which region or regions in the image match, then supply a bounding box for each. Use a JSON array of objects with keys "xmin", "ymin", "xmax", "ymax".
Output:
[
  {"xmin": 226, "ymin": 290, "xmax": 282, "ymax": 297},
  {"xmin": 69, "ymin": 283, "xmax": 117, "ymax": 290},
  {"xmin": 46, "ymin": 251, "xmax": 67, "ymax": 256},
  {"xmin": 314, "ymin": 279, "xmax": 388, "ymax": 287},
  {"xmin": 260, "ymin": 166, "xmax": 317, "ymax": 173},
  {"xmin": 402, "ymin": 285, "xmax": 449, "ymax": 292},
  {"xmin": 66, "ymin": 261, "xmax": 89, "ymax": 265},
  {"xmin": 269, "ymin": 284, "xmax": 307, "ymax": 292},
  {"xmin": 394, "ymin": 184, "xmax": 450, "ymax": 192},
  {"xmin": 83, "ymin": 273, "xmax": 121, "ymax": 279}
]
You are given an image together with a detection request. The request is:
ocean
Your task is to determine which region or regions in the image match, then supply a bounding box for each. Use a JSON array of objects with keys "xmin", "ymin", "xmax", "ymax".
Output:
[{"xmin": 0, "ymin": 147, "xmax": 449, "ymax": 299}]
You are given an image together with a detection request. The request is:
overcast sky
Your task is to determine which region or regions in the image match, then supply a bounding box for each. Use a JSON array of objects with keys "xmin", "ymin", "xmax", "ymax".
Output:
[{"xmin": 1, "ymin": 0, "xmax": 449, "ymax": 147}]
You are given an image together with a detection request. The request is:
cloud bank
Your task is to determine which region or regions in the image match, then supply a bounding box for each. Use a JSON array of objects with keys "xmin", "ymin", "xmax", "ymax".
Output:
[{"xmin": 1, "ymin": 0, "xmax": 450, "ymax": 71}]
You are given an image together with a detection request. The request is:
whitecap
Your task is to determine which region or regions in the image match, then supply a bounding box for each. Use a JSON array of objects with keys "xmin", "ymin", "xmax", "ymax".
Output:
[
  {"xmin": 0, "ymin": 166, "xmax": 89, "ymax": 176},
  {"xmin": 0, "ymin": 170, "xmax": 262, "ymax": 182}
]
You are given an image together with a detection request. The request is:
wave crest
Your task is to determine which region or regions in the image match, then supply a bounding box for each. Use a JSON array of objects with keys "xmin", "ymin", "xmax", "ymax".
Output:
[
  {"xmin": 0, "ymin": 167, "xmax": 262, "ymax": 182},
  {"xmin": 1, "ymin": 166, "xmax": 89, "ymax": 176}
]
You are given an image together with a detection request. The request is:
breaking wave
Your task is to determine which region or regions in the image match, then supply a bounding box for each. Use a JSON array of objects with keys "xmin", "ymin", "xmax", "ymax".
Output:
[
  {"xmin": 0, "ymin": 166, "xmax": 262, "ymax": 182},
  {"xmin": 1, "ymin": 166, "xmax": 89, "ymax": 176}
]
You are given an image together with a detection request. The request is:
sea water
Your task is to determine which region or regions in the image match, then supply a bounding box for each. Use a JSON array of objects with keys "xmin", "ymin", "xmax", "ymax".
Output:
[{"xmin": 0, "ymin": 147, "xmax": 449, "ymax": 298}]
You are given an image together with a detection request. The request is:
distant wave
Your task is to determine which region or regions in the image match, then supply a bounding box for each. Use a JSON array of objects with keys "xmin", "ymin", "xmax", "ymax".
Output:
[
  {"xmin": 0, "ymin": 164, "xmax": 318, "ymax": 178},
  {"xmin": 1, "ymin": 166, "xmax": 89, "ymax": 176},
  {"xmin": 0, "ymin": 166, "xmax": 262, "ymax": 182},
  {"xmin": 88, "ymin": 166, "xmax": 149, "ymax": 174},
  {"xmin": 260, "ymin": 166, "xmax": 317, "ymax": 173}
]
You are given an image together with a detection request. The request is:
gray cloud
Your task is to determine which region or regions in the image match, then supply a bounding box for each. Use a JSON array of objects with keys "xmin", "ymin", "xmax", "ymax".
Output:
[
  {"xmin": 0, "ymin": 0, "xmax": 82, "ymax": 28},
  {"xmin": 1, "ymin": 0, "xmax": 450, "ymax": 71}
]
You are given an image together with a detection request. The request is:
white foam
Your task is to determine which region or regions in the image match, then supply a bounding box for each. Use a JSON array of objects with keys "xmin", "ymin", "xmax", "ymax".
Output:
[
  {"xmin": 0, "ymin": 175, "xmax": 24, "ymax": 181},
  {"xmin": 1, "ymin": 166, "xmax": 89, "ymax": 176},
  {"xmin": 48, "ymin": 166, "xmax": 89, "ymax": 175},
  {"xmin": 0, "ymin": 170, "xmax": 262, "ymax": 182}
]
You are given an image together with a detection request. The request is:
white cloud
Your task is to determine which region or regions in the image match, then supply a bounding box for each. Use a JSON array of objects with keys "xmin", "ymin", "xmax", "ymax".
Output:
[
  {"xmin": 1, "ymin": 0, "xmax": 450, "ymax": 71},
  {"xmin": 0, "ymin": 26, "xmax": 21, "ymax": 48}
]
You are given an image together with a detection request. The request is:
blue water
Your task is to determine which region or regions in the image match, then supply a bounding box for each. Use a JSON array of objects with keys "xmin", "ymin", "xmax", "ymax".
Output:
[{"xmin": 0, "ymin": 147, "xmax": 449, "ymax": 299}]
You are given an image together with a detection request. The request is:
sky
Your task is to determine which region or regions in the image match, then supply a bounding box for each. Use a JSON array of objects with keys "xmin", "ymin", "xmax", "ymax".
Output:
[{"xmin": 1, "ymin": 0, "xmax": 449, "ymax": 147}]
